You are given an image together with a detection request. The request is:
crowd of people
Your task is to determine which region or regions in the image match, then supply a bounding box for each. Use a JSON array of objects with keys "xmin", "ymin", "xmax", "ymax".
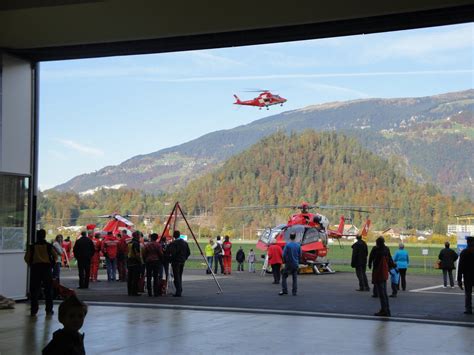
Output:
[
  {"xmin": 350, "ymin": 235, "xmax": 474, "ymax": 316},
  {"xmin": 24, "ymin": 229, "xmax": 474, "ymax": 319}
]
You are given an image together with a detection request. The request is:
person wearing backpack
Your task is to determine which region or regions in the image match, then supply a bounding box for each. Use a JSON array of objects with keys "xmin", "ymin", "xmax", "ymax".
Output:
[
  {"xmin": 24, "ymin": 229, "xmax": 58, "ymax": 316},
  {"xmin": 213, "ymin": 236, "xmax": 224, "ymax": 274}
]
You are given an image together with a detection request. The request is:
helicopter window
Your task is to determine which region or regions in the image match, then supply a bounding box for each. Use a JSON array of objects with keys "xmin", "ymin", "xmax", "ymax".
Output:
[
  {"xmin": 259, "ymin": 226, "xmax": 284, "ymax": 244},
  {"xmin": 259, "ymin": 228, "xmax": 272, "ymax": 244},
  {"xmin": 283, "ymin": 226, "xmax": 305, "ymax": 244},
  {"xmin": 303, "ymin": 228, "xmax": 321, "ymax": 244}
]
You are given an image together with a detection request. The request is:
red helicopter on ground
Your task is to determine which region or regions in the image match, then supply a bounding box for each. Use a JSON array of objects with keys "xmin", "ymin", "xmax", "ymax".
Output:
[
  {"xmin": 97, "ymin": 213, "xmax": 135, "ymax": 236},
  {"xmin": 233, "ymin": 90, "xmax": 287, "ymax": 110},
  {"xmin": 229, "ymin": 202, "xmax": 373, "ymax": 274}
]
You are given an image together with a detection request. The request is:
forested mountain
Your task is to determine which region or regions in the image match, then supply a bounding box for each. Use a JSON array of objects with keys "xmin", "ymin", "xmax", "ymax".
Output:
[
  {"xmin": 53, "ymin": 89, "xmax": 473, "ymax": 198},
  {"xmin": 178, "ymin": 131, "xmax": 473, "ymax": 233},
  {"xmin": 39, "ymin": 131, "xmax": 473, "ymax": 234}
]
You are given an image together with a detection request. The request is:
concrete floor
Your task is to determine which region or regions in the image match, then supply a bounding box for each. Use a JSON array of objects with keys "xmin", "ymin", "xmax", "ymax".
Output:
[
  {"xmin": 1, "ymin": 303, "xmax": 473, "ymax": 355},
  {"xmin": 2, "ymin": 269, "xmax": 473, "ymax": 354}
]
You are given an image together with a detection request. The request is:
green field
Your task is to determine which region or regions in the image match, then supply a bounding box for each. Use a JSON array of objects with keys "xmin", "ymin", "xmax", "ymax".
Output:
[{"xmin": 185, "ymin": 240, "xmax": 449, "ymax": 275}]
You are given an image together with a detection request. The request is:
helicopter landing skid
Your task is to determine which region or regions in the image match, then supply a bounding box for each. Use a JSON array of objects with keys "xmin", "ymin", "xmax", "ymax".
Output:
[{"xmin": 305, "ymin": 261, "xmax": 335, "ymax": 275}]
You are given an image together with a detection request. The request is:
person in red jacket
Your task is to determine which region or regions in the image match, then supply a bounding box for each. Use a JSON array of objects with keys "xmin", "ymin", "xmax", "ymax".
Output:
[
  {"xmin": 101, "ymin": 231, "xmax": 119, "ymax": 281},
  {"xmin": 61, "ymin": 237, "xmax": 72, "ymax": 267},
  {"xmin": 222, "ymin": 235, "xmax": 232, "ymax": 275},
  {"xmin": 268, "ymin": 242, "xmax": 283, "ymax": 284},
  {"xmin": 89, "ymin": 233, "xmax": 102, "ymax": 282}
]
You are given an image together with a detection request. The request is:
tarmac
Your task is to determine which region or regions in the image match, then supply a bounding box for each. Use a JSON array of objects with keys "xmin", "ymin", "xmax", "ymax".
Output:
[{"xmin": 1, "ymin": 267, "xmax": 473, "ymax": 354}]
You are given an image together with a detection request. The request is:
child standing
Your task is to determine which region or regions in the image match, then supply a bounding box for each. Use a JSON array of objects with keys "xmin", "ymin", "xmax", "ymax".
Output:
[
  {"xmin": 248, "ymin": 249, "xmax": 256, "ymax": 273},
  {"xmin": 389, "ymin": 264, "xmax": 400, "ymax": 298},
  {"xmin": 42, "ymin": 295, "xmax": 88, "ymax": 355},
  {"xmin": 236, "ymin": 247, "xmax": 245, "ymax": 272}
]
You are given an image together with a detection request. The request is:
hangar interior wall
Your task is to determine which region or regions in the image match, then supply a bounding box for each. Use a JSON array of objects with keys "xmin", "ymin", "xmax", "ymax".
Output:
[{"xmin": 0, "ymin": 53, "xmax": 34, "ymax": 299}]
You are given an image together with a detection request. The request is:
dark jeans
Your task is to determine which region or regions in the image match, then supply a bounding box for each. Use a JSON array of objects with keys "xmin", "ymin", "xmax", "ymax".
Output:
[
  {"xmin": 374, "ymin": 281, "xmax": 390, "ymax": 314},
  {"xmin": 106, "ymin": 257, "xmax": 117, "ymax": 281},
  {"xmin": 117, "ymin": 255, "xmax": 127, "ymax": 281},
  {"xmin": 443, "ymin": 269, "xmax": 454, "ymax": 287},
  {"xmin": 29, "ymin": 263, "xmax": 53, "ymax": 314},
  {"xmin": 281, "ymin": 264, "xmax": 298, "ymax": 294},
  {"xmin": 355, "ymin": 265, "xmax": 369, "ymax": 290},
  {"xmin": 464, "ymin": 281, "xmax": 472, "ymax": 312},
  {"xmin": 391, "ymin": 282, "xmax": 398, "ymax": 296},
  {"xmin": 77, "ymin": 258, "xmax": 91, "ymax": 288},
  {"xmin": 145, "ymin": 261, "xmax": 160, "ymax": 296},
  {"xmin": 271, "ymin": 264, "xmax": 281, "ymax": 283},
  {"xmin": 214, "ymin": 254, "xmax": 224, "ymax": 274},
  {"xmin": 237, "ymin": 262, "xmax": 244, "ymax": 271},
  {"xmin": 172, "ymin": 262, "xmax": 185, "ymax": 296},
  {"xmin": 128, "ymin": 264, "xmax": 141, "ymax": 295},
  {"xmin": 399, "ymin": 268, "xmax": 407, "ymax": 290}
]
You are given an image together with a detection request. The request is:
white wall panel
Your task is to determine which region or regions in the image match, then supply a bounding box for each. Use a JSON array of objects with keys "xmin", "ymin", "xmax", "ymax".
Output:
[
  {"xmin": 0, "ymin": 53, "xmax": 32, "ymax": 175},
  {"xmin": 0, "ymin": 251, "xmax": 28, "ymax": 300}
]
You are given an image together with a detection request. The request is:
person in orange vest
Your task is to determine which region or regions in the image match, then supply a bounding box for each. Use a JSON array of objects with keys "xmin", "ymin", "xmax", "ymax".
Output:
[
  {"xmin": 268, "ymin": 242, "xmax": 283, "ymax": 284},
  {"xmin": 222, "ymin": 235, "xmax": 232, "ymax": 275},
  {"xmin": 90, "ymin": 233, "xmax": 102, "ymax": 282},
  {"xmin": 101, "ymin": 231, "xmax": 119, "ymax": 281}
]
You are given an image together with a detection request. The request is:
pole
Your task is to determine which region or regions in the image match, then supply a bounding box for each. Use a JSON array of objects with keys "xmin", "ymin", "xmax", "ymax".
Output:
[{"xmin": 176, "ymin": 203, "xmax": 223, "ymax": 294}]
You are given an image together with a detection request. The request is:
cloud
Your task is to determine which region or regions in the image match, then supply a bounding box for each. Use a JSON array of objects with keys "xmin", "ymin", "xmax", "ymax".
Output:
[
  {"xmin": 143, "ymin": 69, "xmax": 473, "ymax": 82},
  {"xmin": 362, "ymin": 25, "xmax": 473, "ymax": 62},
  {"xmin": 57, "ymin": 139, "xmax": 104, "ymax": 156},
  {"xmin": 189, "ymin": 51, "xmax": 243, "ymax": 67}
]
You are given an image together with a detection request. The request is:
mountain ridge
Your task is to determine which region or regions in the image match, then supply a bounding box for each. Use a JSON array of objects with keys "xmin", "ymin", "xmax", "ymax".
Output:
[{"xmin": 53, "ymin": 89, "xmax": 474, "ymax": 198}]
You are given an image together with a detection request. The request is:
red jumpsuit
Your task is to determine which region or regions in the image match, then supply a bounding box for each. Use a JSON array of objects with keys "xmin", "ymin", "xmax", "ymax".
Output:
[
  {"xmin": 223, "ymin": 241, "xmax": 232, "ymax": 274},
  {"xmin": 61, "ymin": 240, "xmax": 72, "ymax": 266},
  {"xmin": 90, "ymin": 237, "xmax": 102, "ymax": 281}
]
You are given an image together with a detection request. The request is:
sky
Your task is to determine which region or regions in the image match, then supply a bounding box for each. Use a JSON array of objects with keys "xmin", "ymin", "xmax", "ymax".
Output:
[{"xmin": 39, "ymin": 23, "xmax": 474, "ymax": 190}]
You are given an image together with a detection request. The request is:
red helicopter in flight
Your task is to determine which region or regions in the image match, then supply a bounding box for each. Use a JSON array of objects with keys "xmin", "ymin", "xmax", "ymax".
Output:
[
  {"xmin": 233, "ymin": 90, "xmax": 287, "ymax": 110},
  {"xmin": 229, "ymin": 202, "xmax": 373, "ymax": 274}
]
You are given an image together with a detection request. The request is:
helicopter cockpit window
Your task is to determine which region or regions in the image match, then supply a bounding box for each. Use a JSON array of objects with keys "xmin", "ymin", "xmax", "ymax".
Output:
[
  {"xmin": 259, "ymin": 225, "xmax": 285, "ymax": 244},
  {"xmin": 303, "ymin": 228, "xmax": 327, "ymax": 246},
  {"xmin": 259, "ymin": 228, "xmax": 272, "ymax": 244},
  {"xmin": 283, "ymin": 225, "xmax": 305, "ymax": 244}
]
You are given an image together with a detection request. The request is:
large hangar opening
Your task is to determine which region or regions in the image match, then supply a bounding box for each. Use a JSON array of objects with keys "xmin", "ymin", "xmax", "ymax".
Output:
[{"xmin": 0, "ymin": 1, "xmax": 473, "ymax": 353}]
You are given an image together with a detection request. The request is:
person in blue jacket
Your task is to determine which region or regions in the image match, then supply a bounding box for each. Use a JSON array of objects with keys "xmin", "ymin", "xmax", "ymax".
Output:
[
  {"xmin": 279, "ymin": 233, "xmax": 302, "ymax": 296},
  {"xmin": 393, "ymin": 243, "xmax": 409, "ymax": 291}
]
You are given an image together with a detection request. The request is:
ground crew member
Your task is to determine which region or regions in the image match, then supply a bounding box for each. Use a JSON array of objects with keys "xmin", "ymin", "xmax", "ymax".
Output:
[
  {"xmin": 142, "ymin": 233, "xmax": 163, "ymax": 296},
  {"xmin": 205, "ymin": 239, "xmax": 214, "ymax": 274},
  {"xmin": 90, "ymin": 233, "xmax": 102, "ymax": 282},
  {"xmin": 117, "ymin": 230, "xmax": 129, "ymax": 282},
  {"xmin": 102, "ymin": 231, "xmax": 119, "ymax": 281}
]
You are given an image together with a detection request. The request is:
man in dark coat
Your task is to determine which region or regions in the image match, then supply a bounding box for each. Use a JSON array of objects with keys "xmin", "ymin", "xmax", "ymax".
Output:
[
  {"xmin": 368, "ymin": 236, "xmax": 395, "ymax": 317},
  {"xmin": 438, "ymin": 242, "xmax": 459, "ymax": 288},
  {"xmin": 73, "ymin": 231, "xmax": 95, "ymax": 289},
  {"xmin": 167, "ymin": 230, "xmax": 191, "ymax": 297},
  {"xmin": 457, "ymin": 237, "xmax": 474, "ymax": 314},
  {"xmin": 351, "ymin": 235, "xmax": 370, "ymax": 291}
]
